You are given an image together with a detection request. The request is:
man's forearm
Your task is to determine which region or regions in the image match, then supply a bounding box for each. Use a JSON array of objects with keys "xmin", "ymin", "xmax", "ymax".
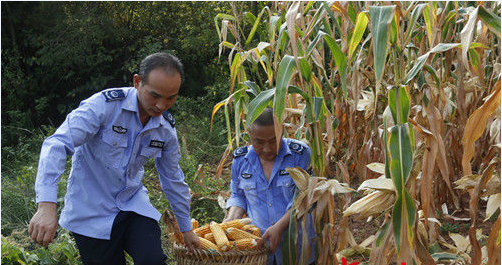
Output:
[
  {"xmin": 275, "ymin": 208, "xmax": 291, "ymax": 232},
  {"xmin": 224, "ymin": 206, "xmax": 245, "ymax": 221}
]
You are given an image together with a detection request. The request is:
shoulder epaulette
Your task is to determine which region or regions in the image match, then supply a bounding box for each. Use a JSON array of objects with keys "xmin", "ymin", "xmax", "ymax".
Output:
[
  {"xmin": 102, "ymin": 89, "xmax": 126, "ymax": 102},
  {"xmin": 233, "ymin": 146, "xmax": 248, "ymax": 158},
  {"xmin": 162, "ymin": 111, "xmax": 176, "ymax": 127},
  {"xmin": 289, "ymin": 141, "xmax": 306, "ymax": 155}
]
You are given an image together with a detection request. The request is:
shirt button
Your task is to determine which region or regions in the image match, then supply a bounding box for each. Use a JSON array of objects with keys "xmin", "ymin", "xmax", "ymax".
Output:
[
  {"xmin": 113, "ymin": 142, "xmax": 117, "ymax": 146},
  {"xmin": 285, "ymin": 184, "xmax": 289, "ymax": 187},
  {"xmin": 246, "ymin": 187, "xmax": 249, "ymax": 191},
  {"xmin": 268, "ymin": 187, "xmax": 270, "ymax": 190},
  {"xmin": 269, "ymin": 203, "xmax": 272, "ymax": 207}
]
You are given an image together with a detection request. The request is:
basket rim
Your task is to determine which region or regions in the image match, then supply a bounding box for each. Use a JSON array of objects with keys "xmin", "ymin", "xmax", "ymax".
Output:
[{"xmin": 173, "ymin": 243, "xmax": 269, "ymax": 257}]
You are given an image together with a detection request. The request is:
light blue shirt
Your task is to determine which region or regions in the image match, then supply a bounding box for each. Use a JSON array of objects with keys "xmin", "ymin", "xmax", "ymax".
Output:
[
  {"xmin": 226, "ymin": 138, "xmax": 315, "ymax": 265},
  {"xmin": 35, "ymin": 87, "xmax": 192, "ymax": 240}
]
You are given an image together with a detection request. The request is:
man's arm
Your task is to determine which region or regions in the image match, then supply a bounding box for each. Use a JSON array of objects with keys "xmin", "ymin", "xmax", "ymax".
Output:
[
  {"xmin": 155, "ymin": 137, "xmax": 200, "ymax": 249},
  {"xmin": 223, "ymin": 206, "xmax": 245, "ymax": 222},
  {"xmin": 29, "ymin": 95, "xmax": 104, "ymax": 246}
]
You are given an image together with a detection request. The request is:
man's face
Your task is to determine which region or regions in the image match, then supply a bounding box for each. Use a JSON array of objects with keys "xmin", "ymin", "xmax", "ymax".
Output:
[
  {"xmin": 134, "ymin": 68, "xmax": 181, "ymax": 118},
  {"xmin": 249, "ymin": 124, "xmax": 281, "ymax": 162}
]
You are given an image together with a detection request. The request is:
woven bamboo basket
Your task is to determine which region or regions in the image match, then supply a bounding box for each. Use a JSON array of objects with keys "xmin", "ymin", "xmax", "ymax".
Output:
[{"xmin": 173, "ymin": 244, "xmax": 268, "ymax": 265}]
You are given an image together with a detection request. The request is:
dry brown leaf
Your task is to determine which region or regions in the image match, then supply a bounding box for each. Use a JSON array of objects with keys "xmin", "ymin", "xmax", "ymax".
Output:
[
  {"xmin": 461, "ymin": 82, "xmax": 501, "ymax": 176},
  {"xmin": 366, "ymin": 162, "xmax": 386, "ymax": 175},
  {"xmin": 460, "ymin": 7, "xmax": 479, "ymax": 70},
  {"xmin": 357, "ymin": 177, "xmax": 395, "ymax": 192},
  {"xmin": 343, "ymin": 191, "xmax": 395, "ymax": 219},
  {"xmin": 486, "ymin": 216, "xmax": 501, "ymax": 265},
  {"xmin": 484, "ymin": 193, "xmax": 500, "ymax": 222}
]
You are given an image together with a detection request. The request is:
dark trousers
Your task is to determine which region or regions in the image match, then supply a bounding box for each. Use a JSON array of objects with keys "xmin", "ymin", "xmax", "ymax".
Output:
[{"xmin": 72, "ymin": 211, "xmax": 167, "ymax": 265}]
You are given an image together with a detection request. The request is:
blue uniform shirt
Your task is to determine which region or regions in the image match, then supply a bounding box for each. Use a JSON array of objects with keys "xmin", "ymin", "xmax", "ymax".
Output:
[
  {"xmin": 226, "ymin": 138, "xmax": 315, "ymax": 265},
  {"xmin": 35, "ymin": 87, "xmax": 192, "ymax": 240}
]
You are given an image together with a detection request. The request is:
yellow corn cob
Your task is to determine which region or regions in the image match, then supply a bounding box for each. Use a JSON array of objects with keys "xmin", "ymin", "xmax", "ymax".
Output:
[
  {"xmin": 226, "ymin": 227, "xmax": 261, "ymax": 240},
  {"xmin": 231, "ymin": 238, "xmax": 257, "ymax": 250},
  {"xmin": 191, "ymin": 219, "xmax": 199, "ymax": 229},
  {"xmin": 194, "ymin": 224, "xmax": 210, "ymax": 237},
  {"xmin": 204, "ymin": 232, "xmax": 216, "ymax": 244},
  {"xmin": 198, "ymin": 236, "xmax": 220, "ymax": 251},
  {"xmin": 220, "ymin": 218, "xmax": 252, "ymax": 230},
  {"xmin": 241, "ymin": 225, "xmax": 261, "ymax": 237},
  {"xmin": 210, "ymin": 221, "xmax": 230, "ymax": 251}
]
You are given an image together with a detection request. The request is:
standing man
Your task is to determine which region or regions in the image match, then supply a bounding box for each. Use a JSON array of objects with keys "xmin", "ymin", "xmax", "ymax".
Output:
[
  {"xmin": 224, "ymin": 107, "xmax": 315, "ymax": 265},
  {"xmin": 28, "ymin": 52, "xmax": 200, "ymax": 264}
]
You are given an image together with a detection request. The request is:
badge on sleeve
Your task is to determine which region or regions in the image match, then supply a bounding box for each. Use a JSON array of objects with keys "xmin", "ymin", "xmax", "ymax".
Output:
[
  {"xmin": 233, "ymin": 146, "xmax": 248, "ymax": 158},
  {"xmin": 102, "ymin": 89, "xmax": 126, "ymax": 102},
  {"xmin": 162, "ymin": 111, "xmax": 176, "ymax": 127},
  {"xmin": 241, "ymin": 173, "xmax": 252, "ymax": 179},
  {"xmin": 289, "ymin": 141, "xmax": 306, "ymax": 155},
  {"xmin": 279, "ymin": 170, "xmax": 289, "ymax": 176},
  {"xmin": 149, "ymin": 140, "xmax": 165, "ymax": 149},
  {"xmin": 112, "ymin": 125, "xmax": 127, "ymax": 134}
]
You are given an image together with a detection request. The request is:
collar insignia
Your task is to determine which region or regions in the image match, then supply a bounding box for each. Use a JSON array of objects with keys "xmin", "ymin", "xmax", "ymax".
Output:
[
  {"xmin": 162, "ymin": 111, "xmax": 175, "ymax": 127},
  {"xmin": 149, "ymin": 140, "xmax": 165, "ymax": 149},
  {"xmin": 102, "ymin": 89, "xmax": 126, "ymax": 102},
  {"xmin": 112, "ymin": 125, "xmax": 127, "ymax": 134},
  {"xmin": 233, "ymin": 146, "xmax": 248, "ymax": 157},
  {"xmin": 289, "ymin": 142, "xmax": 305, "ymax": 155},
  {"xmin": 241, "ymin": 173, "xmax": 252, "ymax": 179},
  {"xmin": 280, "ymin": 170, "xmax": 289, "ymax": 176}
]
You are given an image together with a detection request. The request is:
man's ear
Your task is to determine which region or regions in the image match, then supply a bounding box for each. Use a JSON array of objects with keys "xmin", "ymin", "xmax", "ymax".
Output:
[{"xmin": 133, "ymin": 74, "xmax": 142, "ymax": 88}]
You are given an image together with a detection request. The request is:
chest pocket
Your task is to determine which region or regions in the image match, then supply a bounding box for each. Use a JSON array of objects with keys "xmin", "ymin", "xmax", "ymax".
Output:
[
  {"xmin": 100, "ymin": 130, "xmax": 128, "ymax": 168},
  {"xmin": 139, "ymin": 146, "xmax": 162, "ymax": 164},
  {"xmin": 277, "ymin": 177, "xmax": 295, "ymax": 200}
]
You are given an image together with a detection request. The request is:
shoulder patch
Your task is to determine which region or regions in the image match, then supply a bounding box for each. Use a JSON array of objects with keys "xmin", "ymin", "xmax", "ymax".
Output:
[
  {"xmin": 162, "ymin": 111, "xmax": 175, "ymax": 127},
  {"xmin": 102, "ymin": 89, "xmax": 126, "ymax": 102},
  {"xmin": 233, "ymin": 146, "xmax": 248, "ymax": 158},
  {"xmin": 289, "ymin": 141, "xmax": 306, "ymax": 155}
]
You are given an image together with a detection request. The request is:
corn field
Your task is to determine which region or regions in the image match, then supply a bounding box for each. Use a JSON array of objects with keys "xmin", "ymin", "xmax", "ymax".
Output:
[{"xmin": 212, "ymin": 2, "xmax": 501, "ymax": 264}]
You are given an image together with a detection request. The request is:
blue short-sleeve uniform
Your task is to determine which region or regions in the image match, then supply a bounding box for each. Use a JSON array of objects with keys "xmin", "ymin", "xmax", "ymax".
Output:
[
  {"xmin": 35, "ymin": 87, "xmax": 192, "ymax": 240},
  {"xmin": 226, "ymin": 138, "xmax": 316, "ymax": 265}
]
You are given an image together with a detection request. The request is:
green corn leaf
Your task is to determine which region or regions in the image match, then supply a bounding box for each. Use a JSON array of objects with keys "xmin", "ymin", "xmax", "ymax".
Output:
[
  {"xmin": 405, "ymin": 4, "xmax": 427, "ymax": 45},
  {"xmin": 383, "ymin": 107, "xmax": 391, "ymax": 179},
  {"xmin": 388, "ymin": 86, "xmax": 410, "ymax": 124},
  {"xmin": 214, "ymin": 13, "xmax": 235, "ymax": 40},
  {"xmin": 230, "ymin": 53, "xmax": 243, "ymax": 91},
  {"xmin": 242, "ymin": 80, "xmax": 261, "ymax": 96},
  {"xmin": 389, "ymin": 124, "xmax": 413, "ymax": 184},
  {"xmin": 392, "ymin": 194, "xmax": 403, "ymax": 253},
  {"xmin": 348, "ymin": 12, "xmax": 369, "ymax": 62},
  {"xmin": 390, "ymin": 14, "xmax": 398, "ymax": 44},
  {"xmin": 246, "ymin": 8, "xmax": 265, "ymax": 46},
  {"xmin": 478, "ymin": 6, "xmax": 501, "ymax": 37},
  {"xmin": 298, "ymin": 57, "xmax": 312, "ymax": 82},
  {"xmin": 348, "ymin": 3, "xmax": 357, "ymax": 23},
  {"xmin": 423, "ymin": 4, "xmax": 434, "ymax": 48},
  {"xmin": 323, "ymin": 33, "xmax": 348, "ymax": 99},
  {"xmin": 274, "ymin": 55, "xmax": 297, "ymax": 125},
  {"xmin": 376, "ymin": 220, "xmax": 390, "ymax": 247},
  {"xmin": 404, "ymin": 189, "xmax": 416, "ymax": 246},
  {"xmin": 403, "ymin": 43, "xmax": 460, "ymax": 84},
  {"xmin": 369, "ymin": 5, "xmax": 396, "ymax": 89},
  {"xmin": 313, "ymin": 97, "xmax": 324, "ymax": 122},
  {"xmin": 281, "ymin": 196, "xmax": 298, "ymax": 265},
  {"xmin": 246, "ymin": 89, "xmax": 275, "ymax": 128}
]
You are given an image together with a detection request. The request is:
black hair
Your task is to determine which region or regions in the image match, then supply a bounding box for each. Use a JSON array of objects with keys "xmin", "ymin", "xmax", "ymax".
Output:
[
  {"xmin": 138, "ymin": 52, "xmax": 184, "ymax": 84},
  {"xmin": 251, "ymin": 107, "xmax": 274, "ymax": 127}
]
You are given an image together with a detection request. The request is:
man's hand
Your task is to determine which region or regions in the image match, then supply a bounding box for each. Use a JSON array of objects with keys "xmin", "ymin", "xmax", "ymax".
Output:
[
  {"xmin": 182, "ymin": 230, "xmax": 200, "ymax": 250},
  {"xmin": 28, "ymin": 202, "xmax": 58, "ymax": 247},
  {"xmin": 260, "ymin": 223, "xmax": 285, "ymax": 252}
]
